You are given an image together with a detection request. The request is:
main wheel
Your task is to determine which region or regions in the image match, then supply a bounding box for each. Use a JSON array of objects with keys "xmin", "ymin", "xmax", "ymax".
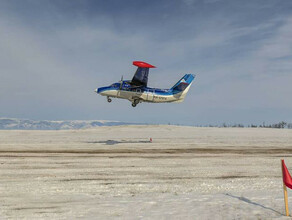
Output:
[
  {"xmin": 107, "ymin": 98, "xmax": 112, "ymax": 103},
  {"xmin": 132, "ymin": 103, "xmax": 137, "ymax": 107}
]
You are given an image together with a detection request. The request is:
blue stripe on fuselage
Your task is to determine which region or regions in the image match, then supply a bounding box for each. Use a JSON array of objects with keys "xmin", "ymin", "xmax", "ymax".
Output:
[{"xmin": 97, "ymin": 86, "xmax": 179, "ymax": 96}]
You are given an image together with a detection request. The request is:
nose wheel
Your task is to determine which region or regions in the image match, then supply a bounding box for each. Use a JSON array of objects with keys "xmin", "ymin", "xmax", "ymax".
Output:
[{"xmin": 107, "ymin": 97, "xmax": 112, "ymax": 103}]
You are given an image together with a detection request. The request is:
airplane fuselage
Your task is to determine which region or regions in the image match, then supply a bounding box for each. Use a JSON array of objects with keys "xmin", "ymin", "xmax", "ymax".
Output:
[{"xmin": 96, "ymin": 80, "xmax": 192, "ymax": 104}]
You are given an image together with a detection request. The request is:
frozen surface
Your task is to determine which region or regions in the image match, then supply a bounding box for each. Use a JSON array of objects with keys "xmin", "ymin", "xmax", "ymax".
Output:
[{"xmin": 1, "ymin": 126, "xmax": 292, "ymax": 219}]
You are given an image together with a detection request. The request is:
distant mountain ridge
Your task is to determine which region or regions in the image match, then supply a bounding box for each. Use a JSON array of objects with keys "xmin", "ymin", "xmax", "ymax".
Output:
[{"xmin": 0, "ymin": 118, "xmax": 140, "ymax": 130}]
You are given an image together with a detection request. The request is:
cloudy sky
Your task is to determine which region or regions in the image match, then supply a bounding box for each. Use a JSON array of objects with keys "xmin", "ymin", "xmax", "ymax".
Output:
[{"xmin": 1, "ymin": 0, "xmax": 292, "ymax": 125}]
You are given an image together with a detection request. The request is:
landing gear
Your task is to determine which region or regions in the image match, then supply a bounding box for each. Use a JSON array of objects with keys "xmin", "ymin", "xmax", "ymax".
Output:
[
  {"xmin": 132, "ymin": 99, "xmax": 139, "ymax": 107},
  {"xmin": 107, "ymin": 97, "xmax": 112, "ymax": 103}
]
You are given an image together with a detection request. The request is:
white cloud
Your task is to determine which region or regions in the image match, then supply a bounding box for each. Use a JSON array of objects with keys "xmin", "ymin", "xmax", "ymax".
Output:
[{"xmin": 256, "ymin": 17, "xmax": 292, "ymax": 59}]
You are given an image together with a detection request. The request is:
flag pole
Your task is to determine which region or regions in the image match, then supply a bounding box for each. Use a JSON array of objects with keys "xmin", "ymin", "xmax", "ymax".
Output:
[{"xmin": 282, "ymin": 160, "xmax": 290, "ymax": 216}]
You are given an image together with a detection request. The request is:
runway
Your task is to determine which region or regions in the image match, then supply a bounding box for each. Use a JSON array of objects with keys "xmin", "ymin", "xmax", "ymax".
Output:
[{"xmin": 1, "ymin": 126, "xmax": 292, "ymax": 219}]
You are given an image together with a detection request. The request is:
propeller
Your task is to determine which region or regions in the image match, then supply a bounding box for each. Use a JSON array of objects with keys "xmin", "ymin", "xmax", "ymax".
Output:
[{"xmin": 119, "ymin": 75, "xmax": 123, "ymax": 90}]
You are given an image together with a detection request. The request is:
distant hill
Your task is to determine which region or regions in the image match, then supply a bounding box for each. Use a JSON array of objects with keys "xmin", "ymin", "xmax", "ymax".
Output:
[{"xmin": 0, "ymin": 118, "xmax": 140, "ymax": 130}]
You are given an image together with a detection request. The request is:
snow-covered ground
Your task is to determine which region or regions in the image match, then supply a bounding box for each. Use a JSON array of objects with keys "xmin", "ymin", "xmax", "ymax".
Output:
[{"xmin": 0, "ymin": 126, "xmax": 292, "ymax": 219}]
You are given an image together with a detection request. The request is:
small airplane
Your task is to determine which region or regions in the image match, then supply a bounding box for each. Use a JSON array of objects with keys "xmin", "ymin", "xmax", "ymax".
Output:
[{"xmin": 95, "ymin": 61, "xmax": 195, "ymax": 107}]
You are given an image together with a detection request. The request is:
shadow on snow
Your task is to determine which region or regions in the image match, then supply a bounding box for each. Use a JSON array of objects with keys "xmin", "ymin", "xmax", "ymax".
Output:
[{"xmin": 225, "ymin": 193, "xmax": 282, "ymax": 215}]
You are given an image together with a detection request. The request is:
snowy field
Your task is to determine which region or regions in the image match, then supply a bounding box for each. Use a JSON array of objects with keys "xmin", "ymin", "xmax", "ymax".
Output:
[{"xmin": 1, "ymin": 125, "xmax": 292, "ymax": 219}]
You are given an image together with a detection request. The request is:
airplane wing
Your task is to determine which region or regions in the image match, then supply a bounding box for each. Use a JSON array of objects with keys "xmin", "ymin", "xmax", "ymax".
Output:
[{"xmin": 131, "ymin": 61, "xmax": 156, "ymax": 87}]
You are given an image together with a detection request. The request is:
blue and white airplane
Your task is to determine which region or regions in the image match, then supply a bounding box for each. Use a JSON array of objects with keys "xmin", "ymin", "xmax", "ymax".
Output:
[{"xmin": 95, "ymin": 61, "xmax": 195, "ymax": 107}]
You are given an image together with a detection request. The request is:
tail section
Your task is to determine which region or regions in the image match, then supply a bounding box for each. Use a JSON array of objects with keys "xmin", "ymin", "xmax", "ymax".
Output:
[
  {"xmin": 171, "ymin": 74, "xmax": 195, "ymax": 102},
  {"xmin": 171, "ymin": 74, "xmax": 195, "ymax": 92}
]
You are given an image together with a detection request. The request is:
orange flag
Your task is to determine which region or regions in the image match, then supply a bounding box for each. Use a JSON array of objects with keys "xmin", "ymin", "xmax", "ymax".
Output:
[{"xmin": 282, "ymin": 160, "xmax": 292, "ymax": 189}]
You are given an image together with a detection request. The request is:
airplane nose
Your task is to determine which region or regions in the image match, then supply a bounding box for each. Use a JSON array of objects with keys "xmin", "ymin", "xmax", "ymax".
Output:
[
  {"xmin": 94, "ymin": 88, "xmax": 98, "ymax": 93},
  {"xmin": 96, "ymin": 87, "xmax": 108, "ymax": 95}
]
